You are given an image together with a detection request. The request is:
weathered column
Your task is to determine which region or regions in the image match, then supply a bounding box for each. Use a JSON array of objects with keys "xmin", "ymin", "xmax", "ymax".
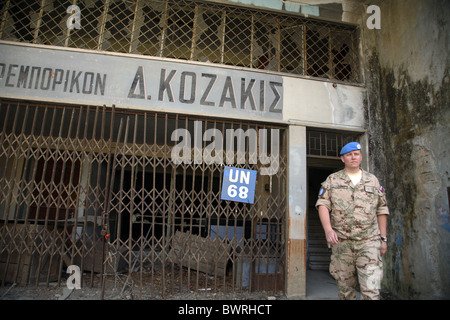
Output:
[{"xmin": 285, "ymin": 125, "xmax": 307, "ymax": 298}]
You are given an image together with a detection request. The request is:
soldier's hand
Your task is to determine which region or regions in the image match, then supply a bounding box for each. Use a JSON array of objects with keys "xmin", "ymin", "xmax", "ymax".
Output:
[
  {"xmin": 380, "ymin": 241, "xmax": 387, "ymax": 256},
  {"xmin": 325, "ymin": 229, "xmax": 339, "ymax": 245}
]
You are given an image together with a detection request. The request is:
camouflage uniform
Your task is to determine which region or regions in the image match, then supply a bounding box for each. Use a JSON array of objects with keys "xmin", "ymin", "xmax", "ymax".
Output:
[{"xmin": 315, "ymin": 168, "xmax": 389, "ymax": 300}]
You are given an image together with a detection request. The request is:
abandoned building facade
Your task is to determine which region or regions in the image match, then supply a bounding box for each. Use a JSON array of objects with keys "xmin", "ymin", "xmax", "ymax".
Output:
[{"xmin": 0, "ymin": 0, "xmax": 448, "ymax": 299}]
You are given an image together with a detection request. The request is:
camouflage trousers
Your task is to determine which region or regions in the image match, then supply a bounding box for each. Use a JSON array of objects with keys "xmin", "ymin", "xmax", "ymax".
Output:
[{"xmin": 329, "ymin": 238, "xmax": 383, "ymax": 300}]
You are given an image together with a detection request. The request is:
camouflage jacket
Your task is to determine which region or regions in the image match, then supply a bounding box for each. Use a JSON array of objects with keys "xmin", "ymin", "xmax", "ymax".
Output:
[{"xmin": 315, "ymin": 168, "xmax": 389, "ymax": 241}]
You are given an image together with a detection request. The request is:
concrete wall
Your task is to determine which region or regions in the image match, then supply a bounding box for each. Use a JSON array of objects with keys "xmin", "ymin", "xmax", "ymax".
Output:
[{"xmin": 362, "ymin": 0, "xmax": 450, "ymax": 299}]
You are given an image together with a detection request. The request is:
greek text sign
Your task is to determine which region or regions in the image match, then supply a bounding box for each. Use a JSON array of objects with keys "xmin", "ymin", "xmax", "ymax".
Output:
[
  {"xmin": 0, "ymin": 42, "xmax": 283, "ymax": 121},
  {"xmin": 221, "ymin": 166, "xmax": 257, "ymax": 204}
]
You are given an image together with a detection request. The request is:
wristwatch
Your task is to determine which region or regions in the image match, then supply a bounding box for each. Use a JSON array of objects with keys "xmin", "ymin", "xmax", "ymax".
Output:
[{"xmin": 380, "ymin": 236, "xmax": 388, "ymax": 242}]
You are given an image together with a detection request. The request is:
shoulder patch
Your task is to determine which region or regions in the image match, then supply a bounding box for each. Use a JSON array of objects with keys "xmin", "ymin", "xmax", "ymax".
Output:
[
  {"xmin": 319, "ymin": 188, "xmax": 324, "ymax": 196},
  {"xmin": 379, "ymin": 186, "xmax": 385, "ymax": 193}
]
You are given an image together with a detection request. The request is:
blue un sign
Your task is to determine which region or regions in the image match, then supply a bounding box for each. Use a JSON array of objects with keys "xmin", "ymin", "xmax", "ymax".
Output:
[{"xmin": 220, "ymin": 166, "xmax": 257, "ymax": 204}]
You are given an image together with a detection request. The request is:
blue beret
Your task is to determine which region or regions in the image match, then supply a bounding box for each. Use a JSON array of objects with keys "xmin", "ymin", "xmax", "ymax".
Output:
[{"xmin": 340, "ymin": 142, "xmax": 361, "ymax": 155}]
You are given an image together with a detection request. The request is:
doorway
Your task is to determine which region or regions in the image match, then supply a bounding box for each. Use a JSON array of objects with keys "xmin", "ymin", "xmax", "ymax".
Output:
[
  {"xmin": 307, "ymin": 165, "xmax": 336, "ymax": 270},
  {"xmin": 305, "ymin": 129, "xmax": 362, "ymax": 298}
]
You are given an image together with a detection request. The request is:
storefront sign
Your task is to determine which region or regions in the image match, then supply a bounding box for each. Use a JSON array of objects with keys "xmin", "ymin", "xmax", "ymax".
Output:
[
  {"xmin": 221, "ymin": 166, "xmax": 257, "ymax": 204},
  {"xmin": 0, "ymin": 42, "xmax": 283, "ymax": 121}
]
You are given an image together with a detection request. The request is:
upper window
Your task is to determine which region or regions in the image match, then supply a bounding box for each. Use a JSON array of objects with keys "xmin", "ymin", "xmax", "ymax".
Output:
[{"xmin": 0, "ymin": 0, "xmax": 360, "ymax": 82}]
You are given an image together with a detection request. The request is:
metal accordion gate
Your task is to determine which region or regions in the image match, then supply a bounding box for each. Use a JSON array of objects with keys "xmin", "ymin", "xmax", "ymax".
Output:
[{"xmin": 0, "ymin": 100, "xmax": 287, "ymax": 299}]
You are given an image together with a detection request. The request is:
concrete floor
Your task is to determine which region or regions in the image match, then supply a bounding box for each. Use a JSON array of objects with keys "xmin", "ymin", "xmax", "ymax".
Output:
[{"xmin": 304, "ymin": 270, "xmax": 339, "ymax": 300}]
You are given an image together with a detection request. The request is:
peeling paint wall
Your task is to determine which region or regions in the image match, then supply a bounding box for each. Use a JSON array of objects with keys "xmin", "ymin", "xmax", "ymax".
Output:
[
  {"xmin": 363, "ymin": 0, "xmax": 450, "ymax": 299},
  {"xmin": 283, "ymin": 77, "xmax": 366, "ymax": 129}
]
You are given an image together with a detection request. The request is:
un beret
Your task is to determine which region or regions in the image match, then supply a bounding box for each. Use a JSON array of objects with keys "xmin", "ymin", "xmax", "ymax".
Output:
[{"xmin": 340, "ymin": 142, "xmax": 361, "ymax": 155}]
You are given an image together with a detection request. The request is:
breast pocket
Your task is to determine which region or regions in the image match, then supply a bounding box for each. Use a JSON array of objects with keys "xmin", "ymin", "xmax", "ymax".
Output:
[
  {"xmin": 330, "ymin": 185, "xmax": 351, "ymax": 211},
  {"xmin": 355, "ymin": 185, "xmax": 378, "ymax": 214}
]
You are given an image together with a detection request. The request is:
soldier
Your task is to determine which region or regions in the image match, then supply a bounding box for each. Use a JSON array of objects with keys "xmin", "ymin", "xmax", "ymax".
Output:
[{"xmin": 315, "ymin": 142, "xmax": 389, "ymax": 300}]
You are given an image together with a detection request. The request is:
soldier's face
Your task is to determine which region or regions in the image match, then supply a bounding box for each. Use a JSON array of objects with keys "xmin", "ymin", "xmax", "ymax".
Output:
[{"xmin": 340, "ymin": 150, "xmax": 362, "ymax": 169}]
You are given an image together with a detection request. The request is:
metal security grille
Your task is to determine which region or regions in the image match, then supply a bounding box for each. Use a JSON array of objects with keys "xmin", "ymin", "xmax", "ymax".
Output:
[
  {"xmin": 307, "ymin": 129, "xmax": 360, "ymax": 158},
  {"xmin": 0, "ymin": 100, "xmax": 287, "ymax": 299},
  {"xmin": 0, "ymin": 0, "xmax": 360, "ymax": 82}
]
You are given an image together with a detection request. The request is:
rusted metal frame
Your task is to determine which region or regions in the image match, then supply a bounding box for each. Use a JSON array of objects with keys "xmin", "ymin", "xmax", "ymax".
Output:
[
  {"xmin": 59, "ymin": 107, "xmax": 90, "ymax": 286},
  {"xmin": 270, "ymin": 177, "xmax": 282, "ymax": 291},
  {"xmin": 129, "ymin": 113, "xmax": 142, "ymax": 297},
  {"xmin": 161, "ymin": 114, "xmax": 173, "ymax": 299},
  {"xmin": 136, "ymin": 112, "xmax": 146, "ymax": 299},
  {"xmin": 201, "ymin": 119, "xmax": 212, "ymax": 290},
  {"xmin": 250, "ymin": 13, "xmax": 254, "ymax": 68},
  {"xmin": 67, "ymin": 106, "xmax": 90, "ymax": 285},
  {"xmin": 0, "ymin": 102, "xmax": 31, "ymax": 286},
  {"xmin": 97, "ymin": 0, "xmax": 111, "ymax": 50},
  {"xmin": 303, "ymin": 23, "xmax": 308, "ymax": 77},
  {"xmin": 219, "ymin": 9, "xmax": 226, "ymax": 64},
  {"xmin": 0, "ymin": 103, "xmax": 12, "ymax": 200},
  {"xmin": 0, "ymin": 0, "xmax": 11, "ymax": 39},
  {"xmin": 129, "ymin": 0, "xmax": 142, "ymax": 54},
  {"xmin": 234, "ymin": 124, "xmax": 247, "ymax": 292},
  {"xmin": 222, "ymin": 122, "xmax": 243, "ymax": 291},
  {"xmin": 148, "ymin": 112, "xmax": 158, "ymax": 298},
  {"xmin": 186, "ymin": 118, "xmax": 201, "ymax": 290},
  {"xmin": 63, "ymin": 0, "xmax": 78, "ymax": 47},
  {"xmin": 0, "ymin": 103, "xmax": 16, "ymax": 235},
  {"xmin": 0, "ymin": 102, "xmax": 17, "ymax": 286},
  {"xmin": 77, "ymin": 105, "xmax": 92, "ymax": 280},
  {"xmin": 55, "ymin": 107, "xmax": 81, "ymax": 287},
  {"xmin": 65, "ymin": 106, "xmax": 85, "ymax": 279},
  {"xmin": 15, "ymin": 104, "xmax": 39, "ymax": 224},
  {"xmin": 46, "ymin": 107, "xmax": 77, "ymax": 287},
  {"xmin": 80, "ymin": 105, "xmax": 106, "ymax": 287},
  {"xmin": 277, "ymin": 132, "xmax": 288, "ymax": 291},
  {"xmin": 105, "ymin": 113, "xmax": 129, "ymax": 279},
  {"xmin": 115, "ymin": 114, "xmax": 132, "ymax": 257},
  {"xmin": 190, "ymin": 4, "xmax": 199, "ymax": 61},
  {"xmin": 276, "ymin": 18, "xmax": 281, "ymax": 72},
  {"xmin": 213, "ymin": 121, "xmax": 226, "ymax": 291},
  {"xmin": 32, "ymin": 0, "xmax": 46, "ymax": 44},
  {"xmin": 176, "ymin": 116, "xmax": 188, "ymax": 292},
  {"xmin": 20, "ymin": 106, "xmax": 51, "ymax": 286},
  {"xmin": 238, "ymin": 122, "xmax": 255, "ymax": 292},
  {"xmin": 89, "ymin": 105, "xmax": 109, "ymax": 287},
  {"xmin": 265, "ymin": 131, "xmax": 283, "ymax": 292},
  {"xmin": 328, "ymin": 27, "xmax": 333, "ymax": 80},
  {"xmin": 192, "ymin": 118, "xmax": 208, "ymax": 291},
  {"xmin": 203, "ymin": 120, "xmax": 216, "ymax": 291},
  {"xmin": 2, "ymin": 103, "xmax": 45, "ymax": 284},
  {"xmin": 142, "ymin": 112, "xmax": 153, "ymax": 297},
  {"xmin": 20, "ymin": 105, "xmax": 54, "ymax": 287},
  {"xmin": 350, "ymin": 29, "xmax": 357, "ymax": 82},
  {"xmin": 13, "ymin": 105, "xmax": 42, "ymax": 286},
  {"xmin": 99, "ymin": 103, "xmax": 115, "ymax": 280},
  {"xmin": 32, "ymin": 106, "xmax": 67, "ymax": 287},
  {"xmin": 115, "ymin": 115, "xmax": 131, "ymax": 277},
  {"xmin": 123, "ymin": 114, "xmax": 137, "ymax": 294},
  {"xmin": 0, "ymin": 102, "xmax": 21, "ymax": 224},
  {"xmin": 166, "ymin": 114, "xmax": 178, "ymax": 296},
  {"xmin": 257, "ymin": 124, "xmax": 270, "ymax": 290},
  {"xmin": 43, "ymin": 107, "xmax": 79, "ymax": 285},
  {"xmin": 203, "ymin": 121, "xmax": 217, "ymax": 291},
  {"xmin": 101, "ymin": 107, "xmax": 123, "ymax": 300},
  {"xmin": 159, "ymin": 0, "xmax": 169, "ymax": 57}
]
